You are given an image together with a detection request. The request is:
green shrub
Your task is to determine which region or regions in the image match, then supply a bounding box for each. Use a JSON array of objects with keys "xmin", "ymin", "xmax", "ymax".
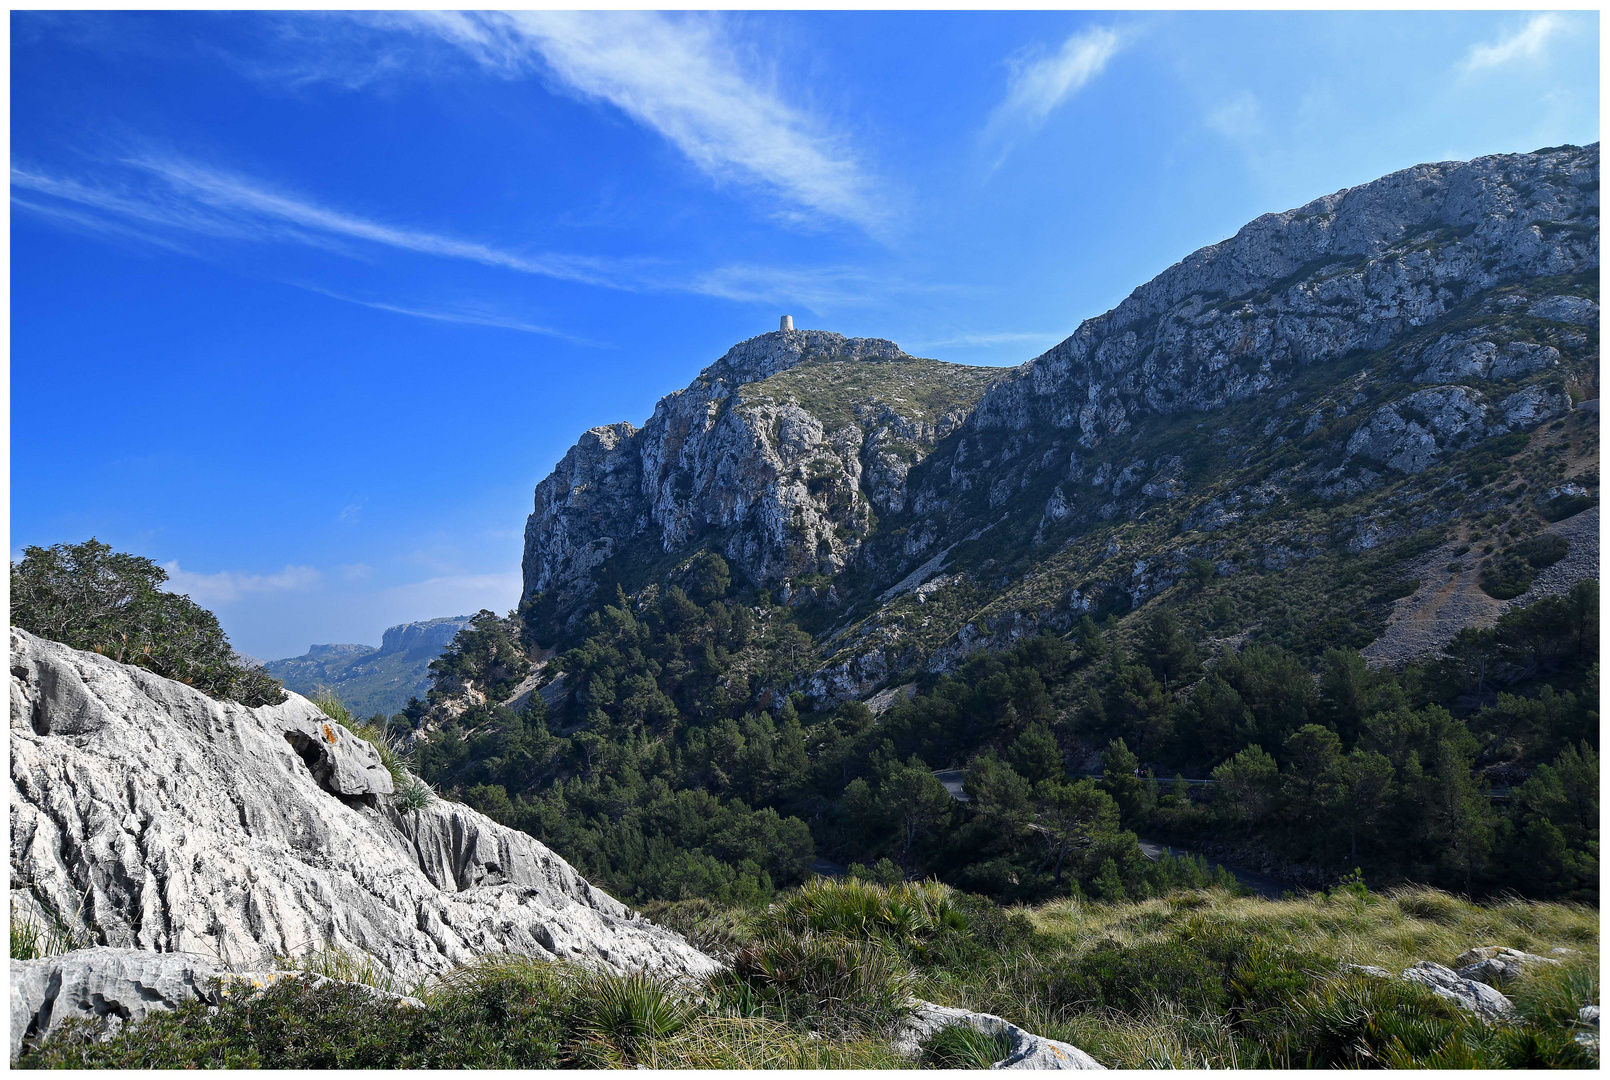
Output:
[
  {"xmin": 758, "ymin": 877, "xmax": 967, "ymax": 950},
  {"xmin": 1040, "ymin": 938, "xmax": 1228, "ymax": 1015},
  {"xmin": 19, "ymin": 974, "xmax": 566, "ymax": 1069},
  {"xmin": 1541, "ymin": 493, "xmax": 1594, "ymax": 522},
  {"xmin": 1480, "ymin": 534, "xmax": 1569, "ymax": 599},
  {"xmin": 10, "ymin": 538, "xmax": 285, "ymax": 706},
  {"xmin": 726, "ymin": 931, "xmax": 914, "ymax": 1031},
  {"xmin": 570, "ymin": 970, "xmax": 693, "ymax": 1066}
]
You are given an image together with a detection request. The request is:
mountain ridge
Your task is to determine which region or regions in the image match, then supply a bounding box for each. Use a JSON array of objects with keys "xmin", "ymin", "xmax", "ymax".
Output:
[
  {"xmin": 265, "ymin": 614, "xmax": 473, "ymax": 716},
  {"xmin": 519, "ymin": 143, "xmax": 1598, "ymax": 706}
]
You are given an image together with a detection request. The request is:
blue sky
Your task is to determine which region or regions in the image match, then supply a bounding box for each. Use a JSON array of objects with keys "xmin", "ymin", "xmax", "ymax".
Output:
[{"xmin": 11, "ymin": 10, "xmax": 1600, "ymax": 660}]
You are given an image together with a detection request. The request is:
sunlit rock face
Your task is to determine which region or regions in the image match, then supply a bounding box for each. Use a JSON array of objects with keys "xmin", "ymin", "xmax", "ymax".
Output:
[
  {"xmin": 522, "ymin": 329, "xmax": 1002, "ymax": 619},
  {"xmin": 9, "ymin": 629, "xmax": 718, "ymax": 988}
]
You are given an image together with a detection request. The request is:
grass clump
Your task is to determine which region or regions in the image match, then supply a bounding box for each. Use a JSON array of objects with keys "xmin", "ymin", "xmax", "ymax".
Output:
[
  {"xmin": 11, "ymin": 892, "xmax": 91, "ymax": 961},
  {"xmin": 758, "ymin": 876, "xmax": 966, "ymax": 947},
  {"xmin": 920, "ymin": 1021, "xmax": 1016, "ymax": 1068},
  {"xmin": 569, "ymin": 969, "xmax": 694, "ymax": 1066},
  {"xmin": 722, "ymin": 931, "xmax": 915, "ymax": 1032}
]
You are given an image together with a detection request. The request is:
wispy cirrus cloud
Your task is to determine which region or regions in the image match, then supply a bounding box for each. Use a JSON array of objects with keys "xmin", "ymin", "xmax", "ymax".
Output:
[
  {"xmin": 295, "ymin": 283, "xmax": 592, "ymax": 342},
  {"xmin": 163, "ymin": 561, "xmax": 322, "ymax": 604},
  {"xmin": 907, "ymin": 330, "xmax": 1063, "ymax": 351},
  {"xmin": 1463, "ymin": 13, "xmax": 1564, "ymax": 71},
  {"xmin": 364, "ymin": 11, "xmax": 885, "ymax": 234},
  {"xmin": 988, "ymin": 26, "xmax": 1123, "ymax": 140},
  {"xmin": 13, "ymin": 153, "xmax": 906, "ymax": 315},
  {"xmin": 13, "ymin": 157, "xmax": 625, "ymax": 284}
]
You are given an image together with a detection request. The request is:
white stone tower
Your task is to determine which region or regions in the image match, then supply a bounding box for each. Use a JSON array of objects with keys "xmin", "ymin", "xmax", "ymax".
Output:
[{"xmin": 779, "ymin": 315, "xmax": 794, "ymax": 331}]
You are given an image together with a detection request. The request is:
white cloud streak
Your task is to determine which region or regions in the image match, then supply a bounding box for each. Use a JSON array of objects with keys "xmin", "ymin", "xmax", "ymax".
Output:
[
  {"xmin": 907, "ymin": 331, "xmax": 1063, "ymax": 351},
  {"xmin": 296, "ymin": 283, "xmax": 591, "ymax": 342},
  {"xmin": 1205, "ymin": 90, "xmax": 1268, "ymax": 147},
  {"xmin": 12, "ymin": 158, "xmax": 620, "ymax": 285},
  {"xmin": 163, "ymin": 562, "xmax": 322, "ymax": 604},
  {"xmin": 1464, "ymin": 14, "xmax": 1563, "ymax": 70},
  {"xmin": 992, "ymin": 27, "xmax": 1122, "ymax": 132},
  {"xmin": 13, "ymin": 154, "xmax": 905, "ymax": 314},
  {"xmin": 380, "ymin": 11, "xmax": 883, "ymax": 232}
]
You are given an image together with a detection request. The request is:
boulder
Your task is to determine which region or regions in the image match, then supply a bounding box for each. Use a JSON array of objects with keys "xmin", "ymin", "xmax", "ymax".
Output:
[
  {"xmin": 1401, "ymin": 961, "xmax": 1516, "ymax": 1021},
  {"xmin": 1578, "ymin": 1005, "xmax": 1600, "ymax": 1052},
  {"xmin": 10, "ymin": 948, "xmax": 220, "ymax": 1059},
  {"xmin": 10, "ymin": 629, "xmax": 716, "ymax": 1001},
  {"xmin": 9, "ymin": 947, "xmax": 424, "ymax": 1060},
  {"xmin": 1453, "ymin": 945, "xmax": 1561, "ymax": 984},
  {"xmin": 894, "ymin": 1000, "xmax": 1105, "ymax": 1070},
  {"xmin": 1528, "ymin": 295, "xmax": 1599, "ymax": 325}
]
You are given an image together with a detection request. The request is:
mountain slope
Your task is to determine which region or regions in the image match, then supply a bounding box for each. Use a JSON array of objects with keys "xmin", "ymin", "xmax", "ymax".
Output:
[
  {"xmin": 521, "ymin": 144, "xmax": 1597, "ymax": 702},
  {"xmin": 419, "ymin": 144, "xmax": 1599, "ymax": 910}
]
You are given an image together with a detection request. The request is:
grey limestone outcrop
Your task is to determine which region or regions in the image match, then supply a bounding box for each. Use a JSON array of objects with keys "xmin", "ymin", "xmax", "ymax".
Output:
[
  {"xmin": 1400, "ymin": 960, "xmax": 1516, "ymax": 1021},
  {"xmin": 1453, "ymin": 945, "xmax": 1561, "ymax": 985},
  {"xmin": 956, "ymin": 145, "xmax": 1596, "ymax": 445},
  {"xmin": 380, "ymin": 615, "xmax": 475, "ymax": 655},
  {"xmin": 10, "ymin": 947, "xmax": 431, "ymax": 1059},
  {"xmin": 10, "ymin": 628, "xmax": 717, "ymax": 1003},
  {"xmin": 522, "ymin": 330, "xmax": 998, "ymax": 621},
  {"xmin": 894, "ymin": 999, "xmax": 1105, "ymax": 1069}
]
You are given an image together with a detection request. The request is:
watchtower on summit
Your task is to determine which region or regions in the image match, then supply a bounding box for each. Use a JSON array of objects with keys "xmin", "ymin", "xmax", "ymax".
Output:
[{"xmin": 779, "ymin": 315, "xmax": 794, "ymax": 331}]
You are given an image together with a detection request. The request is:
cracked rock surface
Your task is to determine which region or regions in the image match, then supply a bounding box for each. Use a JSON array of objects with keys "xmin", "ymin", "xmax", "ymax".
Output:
[{"xmin": 10, "ymin": 629, "xmax": 717, "ymax": 1000}]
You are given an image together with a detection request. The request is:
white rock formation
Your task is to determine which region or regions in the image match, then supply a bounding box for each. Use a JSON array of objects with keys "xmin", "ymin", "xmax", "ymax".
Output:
[
  {"xmin": 894, "ymin": 999, "xmax": 1105, "ymax": 1070},
  {"xmin": 1453, "ymin": 945, "xmax": 1561, "ymax": 984},
  {"xmin": 10, "ymin": 629, "xmax": 716, "ymax": 995},
  {"xmin": 1401, "ymin": 960, "xmax": 1516, "ymax": 1021}
]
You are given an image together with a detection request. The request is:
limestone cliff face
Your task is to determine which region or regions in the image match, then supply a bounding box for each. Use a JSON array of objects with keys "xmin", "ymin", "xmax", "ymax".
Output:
[
  {"xmin": 911, "ymin": 145, "xmax": 1597, "ymax": 521},
  {"xmin": 522, "ymin": 330, "xmax": 1002, "ymax": 618}
]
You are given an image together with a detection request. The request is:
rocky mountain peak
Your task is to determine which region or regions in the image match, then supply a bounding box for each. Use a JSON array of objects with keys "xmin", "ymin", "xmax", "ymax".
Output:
[
  {"xmin": 702, "ymin": 328, "xmax": 909, "ymax": 388},
  {"xmin": 523, "ymin": 328, "xmax": 1002, "ymax": 625}
]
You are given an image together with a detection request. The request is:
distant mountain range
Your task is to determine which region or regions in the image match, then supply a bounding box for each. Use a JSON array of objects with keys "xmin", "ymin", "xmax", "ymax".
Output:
[{"xmin": 264, "ymin": 616, "xmax": 472, "ymax": 717}]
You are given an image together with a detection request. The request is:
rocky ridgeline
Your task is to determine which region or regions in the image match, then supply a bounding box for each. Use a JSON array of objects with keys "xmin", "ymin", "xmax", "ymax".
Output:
[
  {"xmin": 9, "ymin": 628, "xmax": 716, "ymax": 1054},
  {"xmin": 518, "ymin": 145, "xmax": 1597, "ymax": 700},
  {"xmin": 522, "ymin": 330, "xmax": 1003, "ymax": 622},
  {"xmin": 819, "ymin": 146, "xmax": 1598, "ymax": 696},
  {"xmin": 264, "ymin": 614, "xmax": 474, "ymax": 717},
  {"xmin": 913, "ymin": 144, "xmax": 1596, "ymax": 531},
  {"xmin": 964, "ymin": 146, "xmax": 1595, "ymax": 437}
]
